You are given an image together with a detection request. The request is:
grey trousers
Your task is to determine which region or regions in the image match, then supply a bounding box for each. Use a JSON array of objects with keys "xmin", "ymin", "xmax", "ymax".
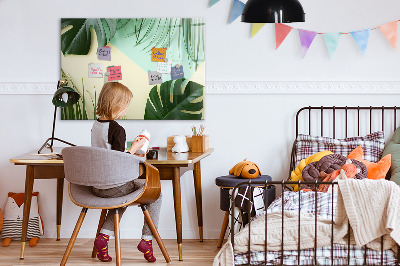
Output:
[{"xmin": 92, "ymin": 180, "xmax": 162, "ymax": 240}]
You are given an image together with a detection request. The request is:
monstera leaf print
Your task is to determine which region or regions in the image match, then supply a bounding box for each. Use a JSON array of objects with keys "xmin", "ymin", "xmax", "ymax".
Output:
[
  {"xmin": 61, "ymin": 18, "xmax": 117, "ymax": 55},
  {"xmin": 144, "ymin": 79, "xmax": 203, "ymax": 120}
]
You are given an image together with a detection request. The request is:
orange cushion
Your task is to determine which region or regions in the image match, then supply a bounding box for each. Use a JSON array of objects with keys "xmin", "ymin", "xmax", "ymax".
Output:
[{"xmin": 348, "ymin": 146, "xmax": 391, "ymax": 180}]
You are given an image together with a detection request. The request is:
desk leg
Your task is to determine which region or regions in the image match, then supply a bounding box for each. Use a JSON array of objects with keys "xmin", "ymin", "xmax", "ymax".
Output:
[
  {"xmin": 193, "ymin": 161, "xmax": 203, "ymax": 242},
  {"xmin": 20, "ymin": 165, "xmax": 34, "ymax": 259},
  {"xmin": 56, "ymin": 178, "xmax": 64, "ymax": 241},
  {"xmin": 172, "ymin": 167, "xmax": 183, "ymax": 261}
]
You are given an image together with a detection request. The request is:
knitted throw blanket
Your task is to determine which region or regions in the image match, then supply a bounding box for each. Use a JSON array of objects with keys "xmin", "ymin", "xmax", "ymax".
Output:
[
  {"xmin": 335, "ymin": 178, "xmax": 400, "ymax": 251},
  {"xmin": 213, "ymin": 211, "xmax": 340, "ymax": 266}
]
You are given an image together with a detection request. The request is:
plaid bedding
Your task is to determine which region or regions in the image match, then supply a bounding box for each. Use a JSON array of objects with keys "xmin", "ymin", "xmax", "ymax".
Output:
[
  {"xmin": 294, "ymin": 131, "xmax": 385, "ymax": 166},
  {"xmin": 234, "ymin": 191, "xmax": 397, "ymax": 265},
  {"xmin": 234, "ymin": 244, "xmax": 397, "ymax": 265}
]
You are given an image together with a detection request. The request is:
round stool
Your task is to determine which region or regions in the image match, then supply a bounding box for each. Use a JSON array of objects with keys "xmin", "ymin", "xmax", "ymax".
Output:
[{"xmin": 215, "ymin": 175, "xmax": 275, "ymax": 248}]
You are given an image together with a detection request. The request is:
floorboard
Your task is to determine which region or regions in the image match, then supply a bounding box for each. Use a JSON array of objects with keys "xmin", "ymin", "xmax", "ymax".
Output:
[{"xmin": 0, "ymin": 239, "xmax": 222, "ymax": 265}]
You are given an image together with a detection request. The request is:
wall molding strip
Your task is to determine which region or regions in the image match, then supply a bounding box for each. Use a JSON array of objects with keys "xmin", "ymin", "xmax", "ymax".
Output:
[
  {"xmin": 1, "ymin": 81, "xmax": 400, "ymax": 95},
  {"xmin": 206, "ymin": 81, "xmax": 400, "ymax": 94}
]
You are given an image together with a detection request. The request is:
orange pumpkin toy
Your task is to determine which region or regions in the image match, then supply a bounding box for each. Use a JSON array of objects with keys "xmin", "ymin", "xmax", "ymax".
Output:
[{"xmin": 229, "ymin": 159, "xmax": 261, "ymax": 179}]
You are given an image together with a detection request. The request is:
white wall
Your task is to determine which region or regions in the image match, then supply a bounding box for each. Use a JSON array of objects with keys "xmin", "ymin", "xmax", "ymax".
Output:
[{"xmin": 1, "ymin": 0, "xmax": 400, "ymax": 240}]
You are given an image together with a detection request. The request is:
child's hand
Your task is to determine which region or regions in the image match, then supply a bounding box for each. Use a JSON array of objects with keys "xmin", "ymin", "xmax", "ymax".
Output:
[
  {"xmin": 134, "ymin": 149, "xmax": 149, "ymax": 157},
  {"xmin": 129, "ymin": 137, "xmax": 147, "ymax": 155}
]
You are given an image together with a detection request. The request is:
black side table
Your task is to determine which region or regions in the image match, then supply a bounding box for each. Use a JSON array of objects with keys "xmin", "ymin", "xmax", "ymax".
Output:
[{"xmin": 215, "ymin": 175, "xmax": 275, "ymax": 248}]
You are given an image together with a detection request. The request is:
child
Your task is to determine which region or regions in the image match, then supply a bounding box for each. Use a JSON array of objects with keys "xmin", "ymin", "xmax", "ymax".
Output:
[{"xmin": 91, "ymin": 82, "xmax": 162, "ymax": 263}]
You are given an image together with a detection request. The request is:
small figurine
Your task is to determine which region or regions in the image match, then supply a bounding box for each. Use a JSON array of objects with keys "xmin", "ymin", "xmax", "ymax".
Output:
[{"xmin": 172, "ymin": 135, "xmax": 189, "ymax": 153}]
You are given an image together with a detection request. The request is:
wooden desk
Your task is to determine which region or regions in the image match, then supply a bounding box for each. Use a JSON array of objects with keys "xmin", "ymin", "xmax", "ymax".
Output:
[
  {"xmin": 146, "ymin": 148, "xmax": 213, "ymax": 260},
  {"xmin": 10, "ymin": 147, "xmax": 213, "ymax": 261},
  {"xmin": 9, "ymin": 148, "xmax": 64, "ymax": 259}
]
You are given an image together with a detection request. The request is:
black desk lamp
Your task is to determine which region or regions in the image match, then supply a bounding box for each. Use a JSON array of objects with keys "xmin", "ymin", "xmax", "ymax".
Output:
[
  {"xmin": 241, "ymin": 0, "xmax": 305, "ymax": 23},
  {"xmin": 38, "ymin": 80, "xmax": 81, "ymax": 154}
]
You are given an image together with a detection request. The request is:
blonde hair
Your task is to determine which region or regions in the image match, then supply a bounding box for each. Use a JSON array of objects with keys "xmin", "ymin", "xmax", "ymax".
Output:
[{"xmin": 96, "ymin": 82, "xmax": 133, "ymax": 120}]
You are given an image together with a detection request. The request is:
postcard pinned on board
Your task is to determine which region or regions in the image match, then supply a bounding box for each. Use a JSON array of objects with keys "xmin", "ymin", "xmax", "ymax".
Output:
[
  {"xmin": 151, "ymin": 47, "xmax": 167, "ymax": 62},
  {"xmin": 157, "ymin": 61, "xmax": 172, "ymax": 74},
  {"xmin": 88, "ymin": 63, "xmax": 103, "ymax": 78},
  {"xmin": 107, "ymin": 65, "xmax": 122, "ymax": 81},
  {"xmin": 171, "ymin": 64, "xmax": 184, "ymax": 80},
  {"xmin": 148, "ymin": 71, "xmax": 163, "ymax": 85},
  {"xmin": 98, "ymin": 46, "xmax": 111, "ymax": 61}
]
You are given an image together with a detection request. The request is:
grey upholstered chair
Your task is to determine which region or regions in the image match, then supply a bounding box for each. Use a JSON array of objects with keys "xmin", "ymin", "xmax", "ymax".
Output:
[{"xmin": 60, "ymin": 146, "xmax": 171, "ymax": 265}]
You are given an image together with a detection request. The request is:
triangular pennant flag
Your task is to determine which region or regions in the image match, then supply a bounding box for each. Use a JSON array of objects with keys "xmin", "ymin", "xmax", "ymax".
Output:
[
  {"xmin": 251, "ymin": 23, "xmax": 266, "ymax": 38},
  {"xmin": 298, "ymin": 29, "xmax": 317, "ymax": 58},
  {"xmin": 378, "ymin": 21, "xmax": 398, "ymax": 50},
  {"xmin": 323, "ymin": 33, "xmax": 341, "ymax": 58},
  {"xmin": 209, "ymin": 0, "xmax": 220, "ymax": 7},
  {"xmin": 351, "ymin": 29, "xmax": 370, "ymax": 55},
  {"xmin": 229, "ymin": 0, "xmax": 245, "ymax": 24},
  {"xmin": 275, "ymin": 23, "xmax": 293, "ymax": 49}
]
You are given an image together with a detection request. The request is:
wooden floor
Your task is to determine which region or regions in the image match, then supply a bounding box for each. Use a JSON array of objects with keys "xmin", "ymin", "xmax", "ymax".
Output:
[{"xmin": 0, "ymin": 239, "xmax": 221, "ymax": 265}]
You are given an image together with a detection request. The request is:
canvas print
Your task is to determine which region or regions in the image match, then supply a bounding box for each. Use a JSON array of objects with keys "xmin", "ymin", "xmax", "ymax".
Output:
[{"xmin": 61, "ymin": 18, "xmax": 205, "ymax": 120}]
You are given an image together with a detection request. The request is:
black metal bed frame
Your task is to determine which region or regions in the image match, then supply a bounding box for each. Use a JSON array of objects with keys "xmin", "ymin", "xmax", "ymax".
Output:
[{"xmin": 230, "ymin": 106, "xmax": 400, "ymax": 266}]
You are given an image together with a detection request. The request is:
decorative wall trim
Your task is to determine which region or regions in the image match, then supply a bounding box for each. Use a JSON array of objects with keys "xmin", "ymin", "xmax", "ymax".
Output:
[
  {"xmin": 1, "ymin": 81, "xmax": 400, "ymax": 95},
  {"xmin": 206, "ymin": 81, "xmax": 400, "ymax": 94},
  {"xmin": 0, "ymin": 83, "xmax": 56, "ymax": 94}
]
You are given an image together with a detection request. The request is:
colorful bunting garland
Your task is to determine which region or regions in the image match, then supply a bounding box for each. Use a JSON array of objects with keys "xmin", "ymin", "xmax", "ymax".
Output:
[
  {"xmin": 209, "ymin": 0, "xmax": 221, "ymax": 7},
  {"xmin": 275, "ymin": 23, "xmax": 292, "ymax": 49},
  {"xmin": 273, "ymin": 21, "xmax": 398, "ymax": 58},
  {"xmin": 209, "ymin": 1, "xmax": 399, "ymax": 58},
  {"xmin": 229, "ymin": 0, "xmax": 245, "ymax": 24},
  {"xmin": 251, "ymin": 23, "xmax": 265, "ymax": 38},
  {"xmin": 379, "ymin": 21, "xmax": 398, "ymax": 50},
  {"xmin": 323, "ymin": 33, "xmax": 341, "ymax": 58},
  {"xmin": 298, "ymin": 30, "xmax": 317, "ymax": 58},
  {"xmin": 351, "ymin": 29, "xmax": 370, "ymax": 55}
]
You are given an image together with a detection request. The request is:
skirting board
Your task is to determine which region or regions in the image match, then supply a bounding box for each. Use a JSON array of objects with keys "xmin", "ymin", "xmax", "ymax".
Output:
[{"xmin": 1, "ymin": 81, "xmax": 400, "ymax": 95}]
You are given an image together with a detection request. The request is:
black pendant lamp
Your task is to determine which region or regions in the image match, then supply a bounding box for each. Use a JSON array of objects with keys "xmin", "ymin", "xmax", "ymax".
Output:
[{"xmin": 242, "ymin": 0, "xmax": 305, "ymax": 23}]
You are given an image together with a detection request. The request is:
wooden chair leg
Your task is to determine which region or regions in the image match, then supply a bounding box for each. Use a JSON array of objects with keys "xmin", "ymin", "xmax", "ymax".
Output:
[
  {"xmin": 114, "ymin": 210, "xmax": 121, "ymax": 266},
  {"xmin": 91, "ymin": 209, "xmax": 108, "ymax": 258},
  {"xmin": 141, "ymin": 205, "xmax": 171, "ymax": 263},
  {"xmin": 60, "ymin": 208, "xmax": 88, "ymax": 266},
  {"xmin": 217, "ymin": 211, "xmax": 230, "ymax": 248}
]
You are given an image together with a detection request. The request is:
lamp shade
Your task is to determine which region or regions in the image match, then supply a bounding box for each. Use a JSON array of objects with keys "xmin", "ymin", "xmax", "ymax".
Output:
[
  {"xmin": 52, "ymin": 85, "xmax": 80, "ymax": 107},
  {"xmin": 241, "ymin": 0, "xmax": 305, "ymax": 23}
]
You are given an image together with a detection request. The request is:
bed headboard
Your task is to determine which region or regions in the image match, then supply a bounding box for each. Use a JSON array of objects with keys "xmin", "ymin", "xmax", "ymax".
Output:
[
  {"xmin": 290, "ymin": 106, "xmax": 400, "ymax": 179},
  {"xmin": 295, "ymin": 106, "xmax": 400, "ymax": 138}
]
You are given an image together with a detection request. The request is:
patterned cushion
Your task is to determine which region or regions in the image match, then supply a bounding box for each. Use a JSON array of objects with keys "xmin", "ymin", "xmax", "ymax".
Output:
[{"xmin": 295, "ymin": 131, "xmax": 385, "ymax": 166}]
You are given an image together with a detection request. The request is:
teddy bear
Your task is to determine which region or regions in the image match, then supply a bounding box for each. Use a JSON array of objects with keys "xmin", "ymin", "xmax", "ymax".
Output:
[
  {"xmin": 1, "ymin": 192, "xmax": 44, "ymax": 247},
  {"xmin": 229, "ymin": 159, "xmax": 261, "ymax": 179},
  {"xmin": 172, "ymin": 135, "xmax": 189, "ymax": 153}
]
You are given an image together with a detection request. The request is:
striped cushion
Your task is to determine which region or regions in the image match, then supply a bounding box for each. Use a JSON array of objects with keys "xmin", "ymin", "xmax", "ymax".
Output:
[
  {"xmin": 1, "ymin": 217, "xmax": 40, "ymax": 240},
  {"xmin": 295, "ymin": 131, "xmax": 385, "ymax": 166}
]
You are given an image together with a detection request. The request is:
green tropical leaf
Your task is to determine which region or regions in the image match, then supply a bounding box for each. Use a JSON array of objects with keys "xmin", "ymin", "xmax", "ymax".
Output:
[
  {"xmin": 61, "ymin": 18, "xmax": 117, "ymax": 55},
  {"xmin": 144, "ymin": 79, "xmax": 203, "ymax": 120}
]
